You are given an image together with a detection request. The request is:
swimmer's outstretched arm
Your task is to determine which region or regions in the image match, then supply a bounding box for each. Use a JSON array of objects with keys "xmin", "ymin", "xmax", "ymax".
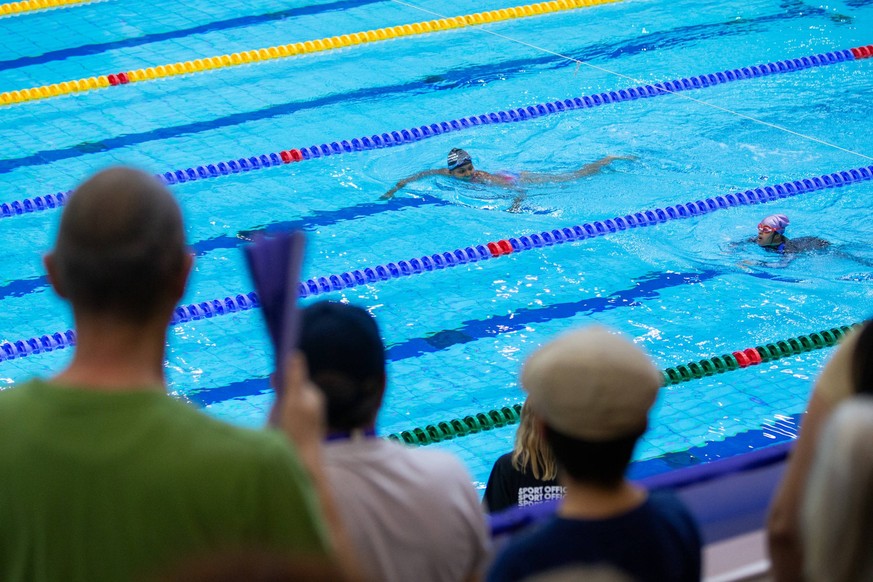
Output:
[
  {"xmin": 518, "ymin": 155, "xmax": 637, "ymax": 185},
  {"xmin": 380, "ymin": 169, "xmax": 449, "ymax": 200},
  {"xmin": 507, "ymin": 192, "xmax": 526, "ymax": 213}
]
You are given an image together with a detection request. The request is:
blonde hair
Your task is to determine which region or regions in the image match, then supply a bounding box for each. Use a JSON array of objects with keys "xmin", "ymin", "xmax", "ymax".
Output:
[
  {"xmin": 802, "ymin": 396, "xmax": 873, "ymax": 582},
  {"xmin": 511, "ymin": 400, "xmax": 558, "ymax": 481}
]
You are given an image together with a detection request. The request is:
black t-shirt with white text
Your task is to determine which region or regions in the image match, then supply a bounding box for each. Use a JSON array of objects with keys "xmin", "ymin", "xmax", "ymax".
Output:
[{"xmin": 483, "ymin": 452, "xmax": 564, "ymax": 513}]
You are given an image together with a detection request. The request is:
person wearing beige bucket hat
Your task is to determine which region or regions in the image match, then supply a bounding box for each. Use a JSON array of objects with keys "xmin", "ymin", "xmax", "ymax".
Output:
[{"xmin": 487, "ymin": 326, "xmax": 702, "ymax": 582}]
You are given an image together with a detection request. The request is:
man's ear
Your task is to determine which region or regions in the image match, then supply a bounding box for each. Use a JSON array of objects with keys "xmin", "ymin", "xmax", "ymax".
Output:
[{"xmin": 43, "ymin": 253, "xmax": 68, "ymax": 299}]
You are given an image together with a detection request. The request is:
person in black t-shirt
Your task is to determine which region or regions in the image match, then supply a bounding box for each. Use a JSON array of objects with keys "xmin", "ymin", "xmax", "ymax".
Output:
[{"xmin": 483, "ymin": 401, "xmax": 564, "ymax": 513}]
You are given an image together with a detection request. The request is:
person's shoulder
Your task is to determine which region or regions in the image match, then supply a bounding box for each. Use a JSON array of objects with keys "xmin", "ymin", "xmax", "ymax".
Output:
[
  {"xmin": 0, "ymin": 380, "xmax": 41, "ymax": 425},
  {"xmin": 786, "ymin": 236, "xmax": 830, "ymax": 252},
  {"xmin": 380, "ymin": 441, "xmax": 484, "ymax": 502},
  {"xmin": 489, "ymin": 517, "xmax": 560, "ymax": 579},
  {"xmin": 401, "ymin": 441, "xmax": 472, "ymax": 473},
  {"xmin": 0, "ymin": 379, "xmax": 37, "ymax": 402},
  {"xmin": 646, "ymin": 489, "xmax": 695, "ymax": 519},
  {"xmin": 645, "ymin": 490, "xmax": 701, "ymax": 543},
  {"xmin": 0, "ymin": 378, "xmax": 51, "ymax": 397},
  {"xmin": 492, "ymin": 451, "xmax": 514, "ymax": 469},
  {"xmin": 156, "ymin": 397, "xmax": 294, "ymax": 463}
]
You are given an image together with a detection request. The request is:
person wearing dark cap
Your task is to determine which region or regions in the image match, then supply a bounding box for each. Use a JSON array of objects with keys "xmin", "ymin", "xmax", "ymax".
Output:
[
  {"xmin": 487, "ymin": 326, "xmax": 701, "ymax": 582},
  {"xmin": 298, "ymin": 300, "xmax": 490, "ymax": 582},
  {"xmin": 380, "ymin": 148, "xmax": 634, "ymax": 211}
]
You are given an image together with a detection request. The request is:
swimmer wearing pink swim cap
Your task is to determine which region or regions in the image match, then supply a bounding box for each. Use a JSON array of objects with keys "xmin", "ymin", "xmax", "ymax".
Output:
[
  {"xmin": 753, "ymin": 213, "xmax": 830, "ymax": 256},
  {"xmin": 757, "ymin": 214, "xmax": 790, "ymax": 249}
]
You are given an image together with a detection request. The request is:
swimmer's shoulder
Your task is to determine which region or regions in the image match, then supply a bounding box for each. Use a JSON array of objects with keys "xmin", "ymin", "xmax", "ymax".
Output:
[{"xmin": 785, "ymin": 236, "xmax": 830, "ymax": 253}]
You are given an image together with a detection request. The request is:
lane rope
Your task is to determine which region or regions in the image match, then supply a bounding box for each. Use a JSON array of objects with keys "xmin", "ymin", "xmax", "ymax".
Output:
[
  {"xmin": 384, "ymin": 323, "xmax": 860, "ymax": 446},
  {"xmin": 393, "ymin": 1, "xmax": 873, "ymax": 162},
  {"xmin": 2, "ymin": 164, "xmax": 870, "ymax": 364},
  {"xmin": 3, "ymin": 45, "xmax": 871, "ymax": 220},
  {"xmin": 0, "ymin": 0, "xmax": 621, "ymax": 106},
  {"xmin": 0, "ymin": 0, "xmax": 98, "ymax": 17}
]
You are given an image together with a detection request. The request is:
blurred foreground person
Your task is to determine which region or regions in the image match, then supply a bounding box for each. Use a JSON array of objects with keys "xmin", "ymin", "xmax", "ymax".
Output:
[
  {"xmin": 801, "ymin": 396, "xmax": 873, "ymax": 582},
  {"xmin": 298, "ymin": 300, "xmax": 490, "ymax": 582},
  {"xmin": 488, "ymin": 327, "xmax": 701, "ymax": 582},
  {"xmin": 0, "ymin": 167, "xmax": 329, "ymax": 581}
]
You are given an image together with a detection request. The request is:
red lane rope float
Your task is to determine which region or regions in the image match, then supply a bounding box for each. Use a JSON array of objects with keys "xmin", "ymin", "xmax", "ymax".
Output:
[
  {"xmin": 0, "ymin": 0, "xmax": 622, "ymax": 105},
  {"xmin": 3, "ymin": 164, "xmax": 871, "ymax": 366},
  {"xmin": 3, "ymin": 45, "xmax": 871, "ymax": 220},
  {"xmin": 385, "ymin": 323, "xmax": 861, "ymax": 446}
]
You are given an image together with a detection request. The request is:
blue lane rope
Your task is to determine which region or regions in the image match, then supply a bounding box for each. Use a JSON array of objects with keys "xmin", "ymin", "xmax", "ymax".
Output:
[
  {"xmin": 2, "ymin": 164, "xmax": 871, "ymax": 365},
  {"xmin": 0, "ymin": 47, "xmax": 865, "ymax": 220}
]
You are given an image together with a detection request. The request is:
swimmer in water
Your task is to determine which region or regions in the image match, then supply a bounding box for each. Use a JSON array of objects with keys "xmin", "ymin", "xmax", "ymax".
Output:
[
  {"xmin": 736, "ymin": 213, "xmax": 873, "ymax": 272},
  {"xmin": 754, "ymin": 214, "xmax": 829, "ymax": 254},
  {"xmin": 379, "ymin": 148, "xmax": 636, "ymax": 211},
  {"xmin": 738, "ymin": 213, "xmax": 831, "ymax": 269}
]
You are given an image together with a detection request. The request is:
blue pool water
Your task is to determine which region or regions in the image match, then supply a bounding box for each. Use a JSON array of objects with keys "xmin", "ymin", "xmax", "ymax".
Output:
[{"xmin": 1, "ymin": 0, "xmax": 872, "ymax": 489}]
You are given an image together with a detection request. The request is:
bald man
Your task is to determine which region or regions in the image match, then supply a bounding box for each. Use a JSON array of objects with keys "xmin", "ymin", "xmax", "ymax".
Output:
[{"xmin": 0, "ymin": 167, "xmax": 330, "ymax": 581}]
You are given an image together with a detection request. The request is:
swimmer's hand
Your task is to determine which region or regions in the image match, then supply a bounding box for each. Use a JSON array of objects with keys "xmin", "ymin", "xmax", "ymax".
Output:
[
  {"xmin": 507, "ymin": 192, "xmax": 526, "ymax": 213},
  {"xmin": 380, "ymin": 180, "xmax": 408, "ymax": 200},
  {"xmin": 380, "ymin": 169, "xmax": 447, "ymax": 200}
]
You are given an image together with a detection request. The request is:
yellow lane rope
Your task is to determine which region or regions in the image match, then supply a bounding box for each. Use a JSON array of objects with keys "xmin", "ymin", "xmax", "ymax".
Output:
[
  {"xmin": 0, "ymin": 0, "xmax": 99, "ymax": 17},
  {"xmin": 0, "ymin": 0, "xmax": 621, "ymax": 106}
]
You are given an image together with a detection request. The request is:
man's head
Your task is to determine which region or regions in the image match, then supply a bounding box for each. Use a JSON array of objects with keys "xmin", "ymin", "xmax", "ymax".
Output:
[
  {"xmin": 521, "ymin": 326, "xmax": 661, "ymax": 488},
  {"xmin": 298, "ymin": 301, "xmax": 386, "ymax": 432},
  {"xmin": 447, "ymin": 148, "xmax": 474, "ymax": 179},
  {"xmin": 45, "ymin": 167, "xmax": 190, "ymax": 324},
  {"xmin": 757, "ymin": 214, "xmax": 789, "ymax": 247}
]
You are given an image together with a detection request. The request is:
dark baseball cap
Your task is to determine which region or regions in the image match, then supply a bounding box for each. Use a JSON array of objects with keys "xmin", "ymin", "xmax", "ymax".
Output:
[{"xmin": 298, "ymin": 301, "xmax": 386, "ymax": 429}]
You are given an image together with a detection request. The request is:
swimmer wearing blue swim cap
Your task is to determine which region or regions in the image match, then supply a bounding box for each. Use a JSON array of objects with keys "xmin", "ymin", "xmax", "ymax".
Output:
[
  {"xmin": 447, "ymin": 148, "xmax": 473, "ymax": 175},
  {"xmin": 380, "ymin": 148, "xmax": 636, "ymax": 212}
]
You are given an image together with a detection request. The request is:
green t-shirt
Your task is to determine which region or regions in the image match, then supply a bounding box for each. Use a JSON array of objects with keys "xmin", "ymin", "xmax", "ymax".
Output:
[{"xmin": 0, "ymin": 380, "xmax": 330, "ymax": 581}]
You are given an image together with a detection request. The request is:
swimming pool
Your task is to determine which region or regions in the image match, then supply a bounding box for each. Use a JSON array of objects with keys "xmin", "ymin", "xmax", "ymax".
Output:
[{"xmin": 1, "ymin": 0, "xmax": 871, "ymax": 490}]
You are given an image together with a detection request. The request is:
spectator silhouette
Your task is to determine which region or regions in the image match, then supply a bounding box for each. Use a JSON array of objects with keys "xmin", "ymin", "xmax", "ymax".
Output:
[
  {"xmin": 298, "ymin": 300, "xmax": 490, "ymax": 582},
  {"xmin": 768, "ymin": 319, "xmax": 873, "ymax": 581},
  {"xmin": 0, "ymin": 167, "xmax": 330, "ymax": 581},
  {"xmin": 483, "ymin": 400, "xmax": 564, "ymax": 513},
  {"xmin": 487, "ymin": 326, "xmax": 701, "ymax": 582},
  {"xmin": 801, "ymin": 396, "xmax": 873, "ymax": 582}
]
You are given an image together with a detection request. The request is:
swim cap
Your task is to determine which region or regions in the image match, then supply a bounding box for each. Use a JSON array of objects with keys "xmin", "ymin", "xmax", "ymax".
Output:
[
  {"xmin": 760, "ymin": 214, "xmax": 790, "ymax": 233},
  {"xmin": 447, "ymin": 148, "xmax": 472, "ymax": 170}
]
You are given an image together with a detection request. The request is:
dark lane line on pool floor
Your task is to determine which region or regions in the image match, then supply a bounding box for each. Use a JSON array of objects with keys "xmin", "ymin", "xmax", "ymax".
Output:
[
  {"xmin": 0, "ymin": 195, "xmax": 446, "ymax": 303},
  {"xmin": 188, "ymin": 267, "xmax": 801, "ymax": 407},
  {"xmin": 629, "ymin": 412, "xmax": 800, "ymax": 479},
  {"xmin": 0, "ymin": 0, "xmax": 386, "ymax": 73},
  {"xmin": 191, "ymin": 194, "xmax": 448, "ymax": 256},
  {"xmin": 0, "ymin": 4, "xmax": 834, "ymax": 176}
]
